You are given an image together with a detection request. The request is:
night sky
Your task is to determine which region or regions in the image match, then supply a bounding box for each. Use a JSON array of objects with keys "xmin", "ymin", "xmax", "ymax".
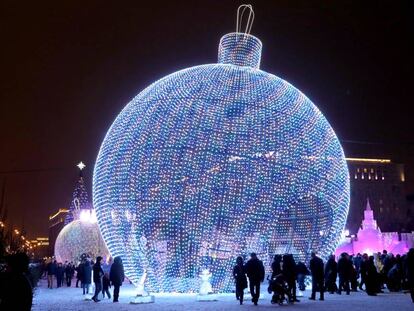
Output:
[{"xmin": 1, "ymin": 1, "xmax": 413, "ymax": 237}]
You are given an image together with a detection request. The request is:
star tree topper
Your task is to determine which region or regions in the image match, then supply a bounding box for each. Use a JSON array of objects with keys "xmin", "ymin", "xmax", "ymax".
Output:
[{"xmin": 77, "ymin": 161, "xmax": 86, "ymax": 170}]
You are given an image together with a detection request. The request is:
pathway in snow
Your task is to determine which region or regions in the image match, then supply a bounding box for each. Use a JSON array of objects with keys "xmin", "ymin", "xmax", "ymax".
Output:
[{"xmin": 32, "ymin": 280, "xmax": 413, "ymax": 311}]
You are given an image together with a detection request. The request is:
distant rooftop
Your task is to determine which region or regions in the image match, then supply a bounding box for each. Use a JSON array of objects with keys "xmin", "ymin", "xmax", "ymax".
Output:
[
  {"xmin": 49, "ymin": 208, "xmax": 69, "ymax": 220},
  {"xmin": 346, "ymin": 158, "xmax": 391, "ymax": 164}
]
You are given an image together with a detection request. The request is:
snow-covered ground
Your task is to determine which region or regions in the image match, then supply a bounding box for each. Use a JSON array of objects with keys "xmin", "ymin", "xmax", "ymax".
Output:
[{"xmin": 32, "ymin": 280, "xmax": 413, "ymax": 311}]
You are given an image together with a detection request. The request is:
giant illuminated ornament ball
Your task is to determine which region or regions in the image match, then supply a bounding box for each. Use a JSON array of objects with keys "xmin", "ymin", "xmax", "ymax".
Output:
[
  {"xmin": 54, "ymin": 210, "xmax": 109, "ymax": 263},
  {"xmin": 93, "ymin": 6, "xmax": 350, "ymax": 292}
]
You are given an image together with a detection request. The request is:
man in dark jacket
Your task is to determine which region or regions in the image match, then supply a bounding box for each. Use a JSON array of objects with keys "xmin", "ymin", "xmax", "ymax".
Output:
[
  {"xmin": 56, "ymin": 263, "xmax": 64, "ymax": 288},
  {"xmin": 353, "ymin": 253, "xmax": 362, "ymax": 279},
  {"xmin": 76, "ymin": 261, "xmax": 84, "ymax": 288},
  {"xmin": 309, "ymin": 252, "xmax": 324, "ymax": 301},
  {"xmin": 46, "ymin": 260, "xmax": 57, "ymax": 289},
  {"xmin": 82, "ymin": 260, "xmax": 92, "ymax": 295},
  {"xmin": 109, "ymin": 256, "xmax": 125, "ymax": 303},
  {"xmin": 324, "ymin": 254, "xmax": 337, "ymax": 294},
  {"xmin": 245, "ymin": 253, "xmax": 265, "ymax": 305},
  {"xmin": 65, "ymin": 263, "xmax": 74, "ymax": 287},
  {"xmin": 282, "ymin": 254, "xmax": 299, "ymax": 302},
  {"xmin": 365, "ymin": 256, "xmax": 379, "ymax": 296},
  {"xmin": 91, "ymin": 256, "xmax": 104, "ymax": 302},
  {"xmin": 233, "ymin": 256, "xmax": 247, "ymax": 305},
  {"xmin": 337, "ymin": 252, "xmax": 352, "ymax": 295},
  {"xmin": 405, "ymin": 248, "xmax": 414, "ymax": 303},
  {"xmin": 271, "ymin": 255, "xmax": 282, "ymax": 278},
  {"xmin": 359, "ymin": 253, "xmax": 369, "ymax": 290}
]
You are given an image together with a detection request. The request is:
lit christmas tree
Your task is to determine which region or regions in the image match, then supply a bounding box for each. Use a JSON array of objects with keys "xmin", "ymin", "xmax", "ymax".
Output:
[{"xmin": 65, "ymin": 162, "xmax": 91, "ymax": 224}]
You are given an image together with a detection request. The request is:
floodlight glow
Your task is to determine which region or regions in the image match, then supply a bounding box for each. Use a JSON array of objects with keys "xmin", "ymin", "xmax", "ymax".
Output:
[
  {"xmin": 93, "ymin": 31, "xmax": 350, "ymax": 292},
  {"xmin": 79, "ymin": 210, "xmax": 89, "ymax": 222},
  {"xmin": 79, "ymin": 209, "xmax": 97, "ymax": 223}
]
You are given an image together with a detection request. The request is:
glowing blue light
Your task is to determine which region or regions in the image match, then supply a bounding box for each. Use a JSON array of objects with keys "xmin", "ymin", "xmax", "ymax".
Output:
[{"xmin": 93, "ymin": 32, "xmax": 349, "ymax": 293}]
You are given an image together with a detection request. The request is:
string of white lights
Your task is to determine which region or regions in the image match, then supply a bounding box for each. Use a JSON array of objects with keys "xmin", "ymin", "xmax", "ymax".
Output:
[
  {"xmin": 93, "ymin": 26, "xmax": 349, "ymax": 293},
  {"xmin": 55, "ymin": 217, "xmax": 109, "ymax": 264}
]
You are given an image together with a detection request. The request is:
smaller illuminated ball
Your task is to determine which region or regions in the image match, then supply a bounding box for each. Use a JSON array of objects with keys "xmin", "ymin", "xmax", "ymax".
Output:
[{"xmin": 54, "ymin": 218, "xmax": 109, "ymax": 263}]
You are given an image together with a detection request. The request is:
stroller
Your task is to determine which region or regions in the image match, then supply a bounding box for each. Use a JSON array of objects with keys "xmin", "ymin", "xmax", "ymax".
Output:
[{"xmin": 267, "ymin": 273, "xmax": 292, "ymax": 305}]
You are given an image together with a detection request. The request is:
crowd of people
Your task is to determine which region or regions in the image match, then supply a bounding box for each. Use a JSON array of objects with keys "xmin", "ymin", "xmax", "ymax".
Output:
[
  {"xmin": 322, "ymin": 250, "xmax": 414, "ymax": 297},
  {"xmin": 44, "ymin": 260, "xmax": 76, "ymax": 288},
  {"xmin": 1, "ymin": 248, "xmax": 414, "ymax": 310},
  {"xmin": 233, "ymin": 249, "xmax": 414, "ymax": 306},
  {"xmin": 44, "ymin": 254, "xmax": 125, "ymax": 303},
  {"xmin": 0, "ymin": 252, "xmax": 125, "ymax": 310}
]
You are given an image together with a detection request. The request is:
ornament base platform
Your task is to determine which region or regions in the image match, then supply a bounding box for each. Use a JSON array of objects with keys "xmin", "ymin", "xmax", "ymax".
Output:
[
  {"xmin": 197, "ymin": 294, "xmax": 218, "ymax": 302},
  {"xmin": 130, "ymin": 295, "xmax": 155, "ymax": 304}
]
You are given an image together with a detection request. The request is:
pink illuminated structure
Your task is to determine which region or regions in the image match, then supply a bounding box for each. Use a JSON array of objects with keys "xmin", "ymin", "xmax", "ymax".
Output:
[{"xmin": 335, "ymin": 199, "xmax": 412, "ymax": 256}]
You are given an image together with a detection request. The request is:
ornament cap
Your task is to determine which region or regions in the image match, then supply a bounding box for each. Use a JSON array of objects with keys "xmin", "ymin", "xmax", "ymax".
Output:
[{"xmin": 218, "ymin": 32, "xmax": 262, "ymax": 69}]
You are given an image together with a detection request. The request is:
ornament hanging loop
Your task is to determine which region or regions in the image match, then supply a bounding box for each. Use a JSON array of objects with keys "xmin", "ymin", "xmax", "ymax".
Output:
[
  {"xmin": 74, "ymin": 198, "xmax": 80, "ymax": 211},
  {"xmin": 236, "ymin": 4, "xmax": 255, "ymax": 36}
]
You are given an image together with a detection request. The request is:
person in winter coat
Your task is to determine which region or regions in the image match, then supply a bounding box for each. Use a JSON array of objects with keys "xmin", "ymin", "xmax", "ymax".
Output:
[
  {"xmin": 109, "ymin": 256, "xmax": 125, "ymax": 303},
  {"xmin": 76, "ymin": 262, "xmax": 84, "ymax": 288},
  {"xmin": 56, "ymin": 263, "xmax": 64, "ymax": 288},
  {"xmin": 282, "ymin": 254, "xmax": 299, "ymax": 302},
  {"xmin": 0, "ymin": 252, "xmax": 33, "ymax": 311},
  {"xmin": 405, "ymin": 248, "xmax": 414, "ymax": 302},
  {"xmin": 324, "ymin": 255, "xmax": 338, "ymax": 294},
  {"xmin": 359, "ymin": 253, "xmax": 369, "ymax": 290},
  {"xmin": 296, "ymin": 261, "xmax": 310, "ymax": 291},
  {"xmin": 309, "ymin": 252, "xmax": 324, "ymax": 301},
  {"xmin": 387, "ymin": 263, "xmax": 402, "ymax": 292},
  {"xmin": 233, "ymin": 256, "xmax": 247, "ymax": 305},
  {"xmin": 245, "ymin": 253, "xmax": 265, "ymax": 305},
  {"xmin": 271, "ymin": 255, "xmax": 282, "ymax": 278},
  {"xmin": 337, "ymin": 252, "xmax": 352, "ymax": 295},
  {"xmin": 46, "ymin": 260, "xmax": 57, "ymax": 289},
  {"xmin": 65, "ymin": 263, "xmax": 74, "ymax": 287},
  {"xmin": 350, "ymin": 260, "xmax": 358, "ymax": 292},
  {"xmin": 353, "ymin": 253, "xmax": 362, "ymax": 279},
  {"xmin": 102, "ymin": 272, "xmax": 111, "ymax": 299},
  {"xmin": 92, "ymin": 256, "xmax": 104, "ymax": 302},
  {"xmin": 82, "ymin": 260, "xmax": 92, "ymax": 295},
  {"xmin": 374, "ymin": 252, "xmax": 385, "ymax": 290},
  {"xmin": 365, "ymin": 256, "xmax": 379, "ymax": 296},
  {"xmin": 383, "ymin": 253, "xmax": 396, "ymax": 278}
]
